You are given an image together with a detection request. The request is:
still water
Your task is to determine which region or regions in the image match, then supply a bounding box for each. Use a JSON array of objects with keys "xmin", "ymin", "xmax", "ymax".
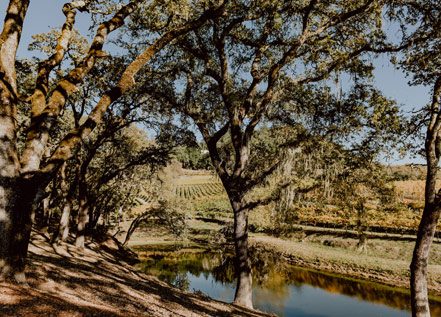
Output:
[{"xmin": 135, "ymin": 244, "xmax": 441, "ymax": 317}]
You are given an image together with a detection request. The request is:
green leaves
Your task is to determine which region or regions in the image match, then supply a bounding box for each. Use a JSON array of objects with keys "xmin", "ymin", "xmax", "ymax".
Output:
[{"xmin": 29, "ymin": 28, "xmax": 88, "ymax": 65}]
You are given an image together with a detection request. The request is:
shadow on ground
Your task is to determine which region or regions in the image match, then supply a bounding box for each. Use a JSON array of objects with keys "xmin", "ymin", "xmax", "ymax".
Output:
[{"xmin": 0, "ymin": 232, "xmax": 270, "ymax": 317}]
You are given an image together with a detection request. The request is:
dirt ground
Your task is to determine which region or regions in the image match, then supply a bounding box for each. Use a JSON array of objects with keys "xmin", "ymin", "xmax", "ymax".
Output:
[{"xmin": 0, "ymin": 232, "xmax": 271, "ymax": 317}]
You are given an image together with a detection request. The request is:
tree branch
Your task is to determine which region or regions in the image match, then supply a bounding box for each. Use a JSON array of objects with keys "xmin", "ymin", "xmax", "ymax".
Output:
[
  {"xmin": 40, "ymin": 1, "xmax": 227, "ymax": 176},
  {"xmin": 21, "ymin": 0, "xmax": 142, "ymax": 174}
]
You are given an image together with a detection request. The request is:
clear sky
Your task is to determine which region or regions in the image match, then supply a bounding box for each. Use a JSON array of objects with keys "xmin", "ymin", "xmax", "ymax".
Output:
[
  {"xmin": 0, "ymin": 1, "xmax": 429, "ymax": 164},
  {"xmin": 1, "ymin": 1, "xmax": 92, "ymax": 56}
]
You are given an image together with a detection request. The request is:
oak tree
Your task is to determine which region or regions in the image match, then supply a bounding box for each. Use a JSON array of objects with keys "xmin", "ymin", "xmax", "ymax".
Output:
[
  {"xmin": 138, "ymin": 0, "xmax": 394, "ymax": 308},
  {"xmin": 0, "ymin": 0, "xmax": 226, "ymax": 281}
]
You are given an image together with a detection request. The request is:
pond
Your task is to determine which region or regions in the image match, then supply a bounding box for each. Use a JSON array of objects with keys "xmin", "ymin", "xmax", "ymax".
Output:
[{"xmin": 134, "ymin": 244, "xmax": 441, "ymax": 317}]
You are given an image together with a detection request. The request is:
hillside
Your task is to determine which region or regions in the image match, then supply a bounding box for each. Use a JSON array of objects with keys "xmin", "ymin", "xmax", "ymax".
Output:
[{"xmin": 0, "ymin": 231, "xmax": 270, "ymax": 317}]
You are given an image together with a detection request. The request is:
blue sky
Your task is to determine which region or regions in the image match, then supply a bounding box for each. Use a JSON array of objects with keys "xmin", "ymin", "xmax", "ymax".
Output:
[{"xmin": 0, "ymin": 1, "xmax": 429, "ymax": 164}]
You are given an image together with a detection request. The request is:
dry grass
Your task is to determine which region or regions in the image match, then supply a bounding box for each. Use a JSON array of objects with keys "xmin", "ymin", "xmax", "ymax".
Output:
[{"xmin": 394, "ymin": 180, "xmax": 427, "ymax": 203}]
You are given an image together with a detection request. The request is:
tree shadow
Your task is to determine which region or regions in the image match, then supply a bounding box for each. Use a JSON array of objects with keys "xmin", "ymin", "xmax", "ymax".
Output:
[{"xmin": 0, "ymin": 236, "xmax": 270, "ymax": 317}]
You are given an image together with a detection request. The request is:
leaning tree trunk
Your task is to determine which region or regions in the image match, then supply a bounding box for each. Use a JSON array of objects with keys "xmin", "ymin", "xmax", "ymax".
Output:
[
  {"xmin": 230, "ymin": 193, "xmax": 253, "ymax": 309},
  {"xmin": 411, "ymin": 97, "xmax": 441, "ymax": 317},
  {"xmin": 123, "ymin": 213, "xmax": 148, "ymax": 246},
  {"xmin": 410, "ymin": 158, "xmax": 440, "ymax": 317}
]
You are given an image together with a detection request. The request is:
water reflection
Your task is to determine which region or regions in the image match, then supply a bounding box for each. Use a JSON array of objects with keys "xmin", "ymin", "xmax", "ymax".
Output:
[{"xmin": 135, "ymin": 244, "xmax": 441, "ymax": 317}]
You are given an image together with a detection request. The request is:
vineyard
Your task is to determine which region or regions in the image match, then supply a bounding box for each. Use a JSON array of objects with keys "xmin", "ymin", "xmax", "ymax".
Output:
[
  {"xmin": 133, "ymin": 184, "xmax": 225, "ymax": 206},
  {"xmin": 172, "ymin": 173, "xmax": 227, "ymax": 200},
  {"xmin": 132, "ymin": 172, "xmax": 227, "ymax": 212},
  {"xmin": 129, "ymin": 171, "xmax": 435, "ymax": 232},
  {"xmin": 174, "ymin": 182, "xmax": 225, "ymax": 199}
]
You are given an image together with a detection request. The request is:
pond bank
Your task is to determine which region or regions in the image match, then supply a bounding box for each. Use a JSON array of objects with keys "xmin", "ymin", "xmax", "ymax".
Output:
[
  {"xmin": 249, "ymin": 234, "xmax": 441, "ymax": 297},
  {"xmin": 0, "ymin": 231, "xmax": 271, "ymax": 317},
  {"xmin": 134, "ymin": 243, "xmax": 441, "ymax": 317},
  {"xmin": 125, "ymin": 228, "xmax": 441, "ymax": 298}
]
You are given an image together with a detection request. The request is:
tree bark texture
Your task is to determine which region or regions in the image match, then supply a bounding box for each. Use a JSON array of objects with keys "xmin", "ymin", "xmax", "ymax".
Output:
[
  {"xmin": 0, "ymin": 0, "xmax": 30, "ymax": 281},
  {"xmin": 411, "ymin": 158, "xmax": 440, "ymax": 317},
  {"xmin": 411, "ymin": 77, "xmax": 441, "ymax": 317},
  {"xmin": 0, "ymin": 181, "xmax": 36, "ymax": 283},
  {"xmin": 230, "ymin": 192, "xmax": 253, "ymax": 309}
]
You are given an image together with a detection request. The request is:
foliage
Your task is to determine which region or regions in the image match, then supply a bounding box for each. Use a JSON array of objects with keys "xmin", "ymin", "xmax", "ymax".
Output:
[{"xmin": 174, "ymin": 145, "xmax": 211, "ymax": 170}]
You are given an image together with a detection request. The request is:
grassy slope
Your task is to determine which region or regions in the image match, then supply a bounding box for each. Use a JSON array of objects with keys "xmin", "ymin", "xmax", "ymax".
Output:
[{"xmin": 250, "ymin": 234, "xmax": 441, "ymax": 296}]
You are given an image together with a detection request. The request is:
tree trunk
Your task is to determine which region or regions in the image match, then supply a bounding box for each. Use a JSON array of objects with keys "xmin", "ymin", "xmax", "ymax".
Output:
[
  {"xmin": 411, "ymin": 202, "xmax": 440, "ymax": 317},
  {"xmin": 0, "ymin": 182, "xmax": 19, "ymax": 280},
  {"xmin": 357, "ymin": 233, "xmax": 367, "ymax": 253},
  {"xmin": 123, "ymin": 212, "xmax": 148, "ymax": 246},
  {"xmin": 356, "ymin": 202, "xmax": 367, "ymax": 253},
  {"xmin": 0, "ymin": 181, "xmax": 35, "ymax": 283},
  {"xmin": 53, "ymin": 162, "xmax": 74, "ymax": 243},
  {"xmin": 53, "ymin": 198, "xmax": 72, "ymax": 243},
  {"xmin": 411, "ymin": 116, "xmax": 441, "ymax": 317},
  {"xmin": 75, "ymin": 197, "xmax": 89, "ymax": 249},
  {"xmin": 201, "ymin": 123, "xmax": 254, "ymax": 308},
  {"xmin": 88, "ymin": 207, "xmax": 100, "ymax": 232},
  {"xmin": 230, "ymin": 195, "xmax": 253, "ymax": 309},
  {"xmin": 40, "ymin": 197, "xmax": 51, "ymax": 231},
  {"xmin": 411, "ymin": 159, "xmax": 440, "ymax": 317},
  {"xmin": 0, "ymin": 0, "xmax": 31, "ymax": 282}
]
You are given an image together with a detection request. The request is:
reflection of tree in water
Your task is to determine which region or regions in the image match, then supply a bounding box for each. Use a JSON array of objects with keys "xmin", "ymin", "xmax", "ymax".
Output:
[
  {"xmin": 173, "ymin": 272, "xmax": 190, "ymax": 290},
  {"xmin": 250, "ymin": 246, "xmax": 441, "ymax": 316},
  {"xmin": 285, "ymin": 266, "xmax": 441, "ymax": 316},
  {"xmin": 250, "ymin": 248, "xmax": 291, "ymax": 314},
  {"xmin": 250, "ymin": 248, "xmax": 291, "ymax": 297},
  {"xmin": 137, "ymin": 245, "xmax": 441, "ymax": 316},
  {"xmin": 210, "ymin": 253, "xmax": 234, "ymax": 284},
  {"xmin": 138, "ymin": 248, "xmax": 225, "ymax": 290}
]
